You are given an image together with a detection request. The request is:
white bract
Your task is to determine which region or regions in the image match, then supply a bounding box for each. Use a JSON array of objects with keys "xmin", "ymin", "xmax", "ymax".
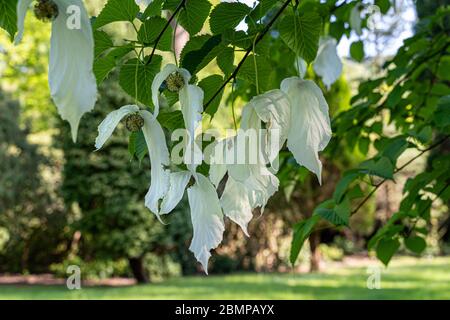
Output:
[
  {"xmin": 95, "ymin": 62, "xmax": 332, "ymax": 274},
  {"xmin": 350, "ymin": 3, "xmax": 363, "ymax": 36},
  {"xmin": 313, "ymin": 37, "xmax": 343, "ymax": 90},
  {"xmin": 16, "ymin": 0, "xmax": 97, "ymax": 142},
  {"xmin": 94, "ymin": 105, "xmax": 171, "ymax": 221},
  {"xmin": 281, "ymin": 77, "xmax": 332, "ymax": 184},
  {"xmin": 187, "ymin": 173, "xmax": 225, "ymax": 274},
  {"xmin": 152, "ymin": 64, "xmax": 203, "ymax": 173}
]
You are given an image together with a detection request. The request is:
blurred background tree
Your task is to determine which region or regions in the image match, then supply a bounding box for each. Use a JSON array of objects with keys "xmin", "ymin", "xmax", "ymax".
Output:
[{"xmin": 0, "ymin": 90, "xmax": 67, "ymax": 274}]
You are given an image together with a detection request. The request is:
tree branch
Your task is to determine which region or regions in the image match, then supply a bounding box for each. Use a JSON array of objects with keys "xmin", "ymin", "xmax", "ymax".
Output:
[
  {"xmin": 145, "ymin": 0, "xmax": 186, "ymax": 66},
  {"xmin": 351, "ymin": 135, "xmax": 450, "ymax": 215},
  {"xmin": 203, "ymin": 0, "xmax": 292, "ymax": 109}
]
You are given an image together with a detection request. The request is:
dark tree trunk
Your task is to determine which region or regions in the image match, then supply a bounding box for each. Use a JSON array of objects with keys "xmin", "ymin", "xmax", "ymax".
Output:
[
  {"xmin": 309, "ymin": 231, "xmax": 321, "ymax": 272},
  {"xmin": 128, "ymin": 257, "xmax": 150, "ymax": 284}
]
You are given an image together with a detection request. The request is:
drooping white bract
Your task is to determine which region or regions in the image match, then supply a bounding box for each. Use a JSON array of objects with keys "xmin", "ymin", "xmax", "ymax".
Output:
[
  {"xmin": 16, "ymin": 0, "xmax": 97, "ymax": 142},
  {"xmin": 280, "ymin": 77, "xmax": 332, "ymax": 184},
  {"xmin": 241, "ymin": 89, "xmax": 291, "ymax": 168},
  {"xmin": 313, "ymin": 37, "xmax": 343, "ymax": 90},
  {"xmin": 187, "ymin": 173, "xmax": 225, "ymax": 274},
  {"xmin": 152, "ymin": 64, "xmax": 203, "ymax": 173},
  {"xmin": 94, "ymin": 105, "xmax": 171, "ymax": 220},
  {"xmin": 208, "ymin": 90, "xmax": 288, "ymax": 236},
  {"xmin": 350, "ymin": 3, "xmax": 363, "ymax": 36}
]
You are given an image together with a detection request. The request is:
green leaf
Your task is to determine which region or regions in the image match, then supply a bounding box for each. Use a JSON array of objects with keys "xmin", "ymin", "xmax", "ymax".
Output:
[
  {"xmin": 141, "ymin": 0, "xmax": 164, "ymax": 20},
  {"xmin": 94, "ymin": 31, "xmax": 114, "ymax": 59},
  {"xmin": 217, "ymin": 47, "xmax": 235, "ymax": 76},
  {"xmin": 94, "ymin": 0, "xmax": 140, "ymax": 29},
  {"xmin": 358, "ymin": 137, "xmax": 370, "ymax": 155},
  {"xmin": 238, "ymin": 54, "xmax": 273, "ymax": 91},
  {"xmin": 180, "ymin": 35, "xmax": 223, "ymax": 74},
  {"xmin": 128, "ymin": 131, "xmax": 137, "ymax": 158},
  {"xmin": 138, "ymin": 16, "xmax": 173, "ymax": 51},
  {"xmin": 94, "ymin": 46, "xmax": 134, "ymax": 84},
  {"xmin": 163, "ymin": 0, "xmax": 212, "ymax": 35},
  {"xmin": 360, "ymin": 157, "xmax": 395, "ymax": 180},
  {"xmin": 135, "ymin": 130, "xmax": 148, "ymax": 164},
  {"xmin": 119, "ymin": 55, "xmax": 162, "ymax": 106},
  {"xmin": 279, "ymin": 12, "xmax": 322, "ymax": 63},
  {"xmin": 333, "ymin": 171, "xmax": 360, "ymax": 203},
  {"xmin": 128, "ymin": 130, "xmax": 148, "ymax": 164},
  {"xmin": 376, "ymin": 0, "xmax": 391, "ymax": 14},
  {"xmin": 382, "ymin": 137, "xmax": 408, "ymax": 165},
  {"xmin": 350, "ymin": 41, "xmax": 364, "ymax": 62},
  {"xmin": 177, "ymin": 0, "xmax": 212, "ymax": 35},
  {"xmin": 248, "ymin": 0, "xmax": 279, "ymax": 22},
  {"xmin": 376, "ymin": 238, "xmax": 400, "ymax": 266},
  {"xmin": 315, "ymin": 199, "xmax": 350, "ymax": 227},
  {"xmin": 404, "ymin": 236, "xmax": 426, "ymax": 254},
  {"xmin": 437, "ymin": 56, "xmax": 450, "ymax": 81},
  {"xmin": 209, "ymin": 2, "xmax": 252, "ymax": 34},
  {"xmin": 158, "ymin": 110, "xmax": 185, "ymax": 130},
  {"xmin": 290, "ymin": 215, "xmax": 321, "ymax": 265},
  {"xmin": 434, "ymin": 95, "xmax": 450, "ymax": 129},
  {"xmin": 198, "ymin": 75, "xmax": 225, "ymax": 117},
  {"xmin": 0, "ymin": 0, "xmax": 17, "ymax": 41}
]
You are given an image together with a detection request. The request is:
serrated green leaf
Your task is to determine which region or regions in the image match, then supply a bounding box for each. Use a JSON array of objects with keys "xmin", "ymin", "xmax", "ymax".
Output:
[
  {"xmin": 404, "ymin": 236, "xmax": 426, "ymax": 254},
  {"xmin": 290, "ymin": 215, "xmax": 321, "ymax": 265},
  {"xmin": 358, "ymin": 137, "xmax": 370, "ymax": 155},
  {"xmin": 94, "ymin": 31, "xmax": 114, "ymax": 59},
  {"xmin": 350, "ymin": 41, "xmax": 364, "ymax": 62},
  {"xmin": 157, "ymin": 110, "xmax": 185, "ymax": 130},
  {"xmin": 333, "ymin": 171, "xmax": 360, "ymax": 203},
  {"xmin": 94, "ymin": 0, "xmax": 140, "ymax": 29},
  {"xmin": 238, "ymin": 54, "xmax": 273, "ymax": 91},
  {"xmin": 198, "ymin": 75, "xmax": 225, "ymax": 117},
  {"xmin": 382, "ymin": 137, "xmax": 408, "ymax": 165},
  {"xmin": 181, "ymin": 35, "xmax": 222, "ymax": 74},
  {"xmin": 360, "ymin": 157, "xmax": 395, "ymax": 180},
  {"xmin": 0, "ymin": 0, "xmax": 17, "ymax": 41},
  {"xmin": 217, "ymin": 47, "xmax": 235, "ymax": 76},
  {"xmin": 129, "ymin": 131, "xmax": 137, "ymax": 158},
  {"xmin": 135, "ymin": 130, "xmax": 148, "ymax": 164},
  {"xmin": 209, "ymin": 2, "xmax": 251, "ymax": 34},
  {"xmin": 279, "ymin": 12, "xmax": 322, "ymax": 63},
  {"xmin": 175, "ymin": 0, "xmax": 212, "ymax": 35},
  {"xmin": 138, "ymin": 16, "xmax": 173, "ymax": 51},
  {"xmin": 94, "ymin": 46, "xmax": 134, "ymax": 84},
  {"xmin": 376, "ymin": 0, "xmax": 391, "ymax": 14},
  {"xmin": 248, "ymin": 0, "xmax": 279, "ymax": 22},
  {"xmin": 119, "ymin": 55, "xmax": 162, "ymax": 106},
  {"xmin": 376, "ymin": 238, "xmax": 400, "ymax": 266},
  {"xmin": 141, "ymin": 0, "xmax": 164, "ymax": 20},
  {"xmin": 315, "ymin": 198, "xmax": 350, "ymax": 226},
  {"xmin": 434, "ymin": 95, "xmax": 450, "ymax": 129}
]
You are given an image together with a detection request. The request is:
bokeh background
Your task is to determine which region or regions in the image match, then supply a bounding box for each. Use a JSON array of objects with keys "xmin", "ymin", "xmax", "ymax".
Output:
[{"xmin": 0, "ymin": 0, "xmax": 449, "ymax": 299}]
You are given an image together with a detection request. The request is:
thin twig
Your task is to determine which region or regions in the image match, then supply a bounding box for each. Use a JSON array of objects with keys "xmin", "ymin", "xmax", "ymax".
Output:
[
  {"xmin": 203, "ymin": 0, "xmax": 292, "ymax": 109},
  {"xmin": 145, "ymin": 0, "xmax": 186, "ymax": 66},
  {"xmin": 351, "ymin": 135, "xmax": 450, "ymax": 215}
]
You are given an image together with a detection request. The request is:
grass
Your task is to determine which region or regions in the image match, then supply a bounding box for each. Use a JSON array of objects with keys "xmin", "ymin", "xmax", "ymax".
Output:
[{"xmin": 0, "ymin": 257, "xmax": 449, "ymax": 300}]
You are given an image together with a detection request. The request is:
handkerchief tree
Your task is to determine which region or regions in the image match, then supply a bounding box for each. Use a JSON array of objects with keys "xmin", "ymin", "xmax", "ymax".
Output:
[{"xmin": 1, "ymin": 0, "xmax": 449, "ymax": 272}]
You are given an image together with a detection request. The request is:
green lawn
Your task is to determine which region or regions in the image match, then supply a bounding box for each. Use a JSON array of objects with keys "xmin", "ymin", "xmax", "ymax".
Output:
[{"xmin": 1, "ymin": 257, "xmax": 449, "ymax": 300}]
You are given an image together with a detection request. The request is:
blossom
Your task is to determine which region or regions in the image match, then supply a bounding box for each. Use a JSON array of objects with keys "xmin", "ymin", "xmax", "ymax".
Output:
[
  {"xmin": 281, "ymin": 77, "xmax": 332, "ymax": 183},
  {"xmin": 16, "ymin": 0, "xmax": 97, "ymax": 142},
  {"xmin": 187, "ymin": 173, "xmax": 225, "ymax": 274},
  {"xmin": 94, "ymin": 105, "xmax": 171, "ymax": 220},
  {"xmin": 208, "ymin": 90, "xmax": 289, "ymax": 236},
  {"xmin": 152, "ymin": 64, "xmax": 203, "ymax": 173},
  {"xmin": 313, "ymin": 37, "xmax": 343, "ymax": 90}
]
